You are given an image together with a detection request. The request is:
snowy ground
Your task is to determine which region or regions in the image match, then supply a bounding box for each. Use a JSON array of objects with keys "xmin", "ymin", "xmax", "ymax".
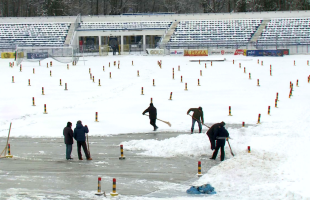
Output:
[{"xmin": 0, "ymin": 55, "xmax": 310, "ymax": 199}]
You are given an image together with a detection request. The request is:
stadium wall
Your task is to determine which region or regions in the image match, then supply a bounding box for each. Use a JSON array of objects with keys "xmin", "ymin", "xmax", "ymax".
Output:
[
  {"xmin": 73, "ymin": 11, "xmax": 310, "ymax": 22},
  {"xmin": 0, "ymin": 16, "xmax": 76, "ymax": 23},
  {"xmin": 1, "ymin": 10, "xmax": 310, "ymax": 24}
]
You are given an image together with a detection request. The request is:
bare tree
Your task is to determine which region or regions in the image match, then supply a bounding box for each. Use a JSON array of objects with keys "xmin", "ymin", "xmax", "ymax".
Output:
[
  {"xmin": 0, "ymin": 0, "xmax": 309, "ymax": 17},
  {"xmin": 200, "ymin": 0, "xmax": 227, "ymax": 13}
]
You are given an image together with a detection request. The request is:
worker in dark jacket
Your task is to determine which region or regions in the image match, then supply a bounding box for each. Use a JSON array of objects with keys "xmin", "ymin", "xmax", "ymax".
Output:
[
  {"xmin": 73, "ymin": 120, "xmax": 92, "ymax": 160},
  {"xmin": 210, "ymin": 126, "xmax": 230, "ymax": 161},
  {"xmin": 63, "ymin": 122, "xmax": 73, "ymax": 160},
  {"xmin": 187, "ymin": 107, "xmax": 204, "ymax": 134},
  {"xmin": 206, "ymin": 121, "xmax": 225, "ymax": 150},
  {"xmin": 142, "ymin": 103, "xmax": 158, "ymax": 131}
]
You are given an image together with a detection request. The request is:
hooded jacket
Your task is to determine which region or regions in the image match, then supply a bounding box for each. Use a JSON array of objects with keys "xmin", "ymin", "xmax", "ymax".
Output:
[
  {"xmin": 63, "ymin": 125, "xmax": 74, "ymax": 144},
  {"xmin": 73, "ymin": 122, "xmax": 89, "ymax": 142}
]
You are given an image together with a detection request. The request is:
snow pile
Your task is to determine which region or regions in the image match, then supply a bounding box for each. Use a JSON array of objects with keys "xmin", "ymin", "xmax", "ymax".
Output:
[{"xmin": 123, "ymin": 134, "xmax": 208, "ymax": 157}]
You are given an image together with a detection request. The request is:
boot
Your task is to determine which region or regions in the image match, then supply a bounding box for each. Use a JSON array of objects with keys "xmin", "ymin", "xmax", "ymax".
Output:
[{"xmin": 191, "ymin": 128, "xmax": 193, "ymax": 134}]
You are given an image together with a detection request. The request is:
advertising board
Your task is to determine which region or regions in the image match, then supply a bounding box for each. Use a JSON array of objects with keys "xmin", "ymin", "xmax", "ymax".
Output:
[
  {"xmin": 246, "ymin": 50, "xmax": 283, "ymax": 57},
  {"xmin": 1, "ymin": 52, "xmax": 15, "ymax": 59},
  {"xmin": 278, "ymin": 49, "xmax": 290, "ymax": 55},
  {"xmin": 184, "ymin": 50, "xmax": 208, "ymax": 56},
  {"xmin": 209, "ymin": 49, "xmax": 244, "ymax": 55},
  {"xmin": 170, "ymin": 49, "xmax": 184, "ymax": 56},
  {"xmin": 234, "ymin": 49, "xmax": 245, "ymax": 55},
  {"xmin": 209, "ymin": 49, "xmax": 235, "ymax": 55},
  {"xmin": 146, "ymin": 49, "xmax": 164, "ymax": 55},
  {"xmin": 27, "ymin": 52, "xmax": 48, "ymax": 59}
]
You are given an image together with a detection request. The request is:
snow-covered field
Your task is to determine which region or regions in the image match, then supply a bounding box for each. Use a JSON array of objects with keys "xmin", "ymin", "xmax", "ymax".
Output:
[{"xmin": 1, "ymin": 55, "xmax": 310, "ymax": 199}]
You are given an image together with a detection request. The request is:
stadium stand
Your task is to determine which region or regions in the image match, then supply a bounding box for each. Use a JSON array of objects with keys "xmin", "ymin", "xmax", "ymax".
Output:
[
  {"xmin": 78, "ymin": 21, "xmax": 172, "ymax": 30},
  {"xmin": 168, "ymin": 19, "xmax": 262, "ymax": 45},
  {"xmin": 0, "ymin": 23, "xmax": 71, "ymax": 47},
  {"xmin": 1, "ymin": 12, "xmax": 310, "ymax": 50},
  {"xmin": 257, "ymin": 18, "xmax": 310, "ymax": 45}
]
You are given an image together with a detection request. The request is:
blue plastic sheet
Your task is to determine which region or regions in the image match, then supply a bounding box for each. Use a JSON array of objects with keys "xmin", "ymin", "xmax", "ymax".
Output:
[{"xmin": 186, "ymin": 184, "xmax": 216, "ymax": 195}]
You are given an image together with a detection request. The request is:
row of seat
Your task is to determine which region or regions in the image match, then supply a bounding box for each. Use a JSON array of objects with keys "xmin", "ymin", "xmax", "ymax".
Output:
[
  {"xmin": 169, "ymin": 19, "xmax": 260, "ymax": 44},
  {"xmin": 258, "ymin": 18, "xmax": 310, "ymax": 44},
  {"xmin": 0, "ymin": 23, "xmax": 71, "ymax": 47},
  {"xmin": 79, "ymin": 21, "xmax": 172, "ymax": 30}
]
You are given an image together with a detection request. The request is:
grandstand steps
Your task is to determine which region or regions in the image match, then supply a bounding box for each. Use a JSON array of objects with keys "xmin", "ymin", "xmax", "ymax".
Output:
[
  {"xmin": 160, "ymin": 20, "xmax": 179, "ymax": 47},
  {"xmin": 250, "ymin": 19, "xmax": 271, "ymax": 43},
  {"xmin": 64, "ymin": 23, "xmax": 75, "ymax": 45}
]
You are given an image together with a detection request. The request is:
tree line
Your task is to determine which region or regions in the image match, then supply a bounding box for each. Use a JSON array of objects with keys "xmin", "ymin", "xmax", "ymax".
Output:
[{"xmin": 0, "ymin": 0, "xmax": 309, "ymax": 17}]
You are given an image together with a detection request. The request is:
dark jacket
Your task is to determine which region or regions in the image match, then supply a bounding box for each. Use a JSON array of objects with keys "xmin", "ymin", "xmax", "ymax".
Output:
[
  {"xmin": 63, "ymin": 126, "xmax": 74, "ymax": 144},
  {"xmin": 73, "ymin": 123, "xmax": 89, "ymax": 142},
  {"xmin": 206, "ymin": 123, "xmax": 222, "ymax": 150},
  {"xmin": 214, "ymin": 127, "xmax": 229, "ymax": 146},
  {"xmin": 143, "ymin": 105, "xmax": 157, "ymax": 119},
  {"xmin": 206, "ymin": 123, "xmax": 222, "ymax": 139},
  {"xmin": 214, "ymin": 127, "xmax": 229, "ymax": 139},
  {"xmin": 187, "ymin": 108, "xmax": 204, "ymax": 123}
]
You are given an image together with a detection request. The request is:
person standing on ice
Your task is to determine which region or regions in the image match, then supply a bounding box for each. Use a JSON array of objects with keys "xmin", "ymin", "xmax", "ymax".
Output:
[
  {"xmin": 63, "ymin": 122, "xmax": 74, "ymax": 160},
  {"xmin": 206, "ymin": 121, "xmax": 225, "ymax": 150},
  {"xmin": 142, "ymin": 103, "xmax": 158, "ymax": 131},
  {"xmin": 73, "ymin": 120, "xmax": 92, "ymax": 160},
  {"xmin": 187, "ymin": 107, "xmax": 204, "ymax": 134},
  {"xmin": 210, "ymin": 125, "xmax": 229, "ymax": 161}
]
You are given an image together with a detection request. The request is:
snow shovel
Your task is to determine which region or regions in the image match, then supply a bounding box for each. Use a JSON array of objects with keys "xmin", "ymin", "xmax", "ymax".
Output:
[
  {"xmin": 87, "ymin": 133, "xmax": 91, "ymax": 157},
  {"xmin": 144, "ymin": 114, "xmax": 171, "ymax": 127},
  {"xmin": 188, "ymin": 114, "xmax": 210, "ymax": 128},
  {"xmin": 227, "ymin": 139, "xmax": 235, "ymax": 157}
]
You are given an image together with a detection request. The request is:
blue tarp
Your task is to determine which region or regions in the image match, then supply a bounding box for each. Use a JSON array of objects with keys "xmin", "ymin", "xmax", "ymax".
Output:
[{"xmin": 186, "ymin": 184, "xmax": 216, "ymax": 195}]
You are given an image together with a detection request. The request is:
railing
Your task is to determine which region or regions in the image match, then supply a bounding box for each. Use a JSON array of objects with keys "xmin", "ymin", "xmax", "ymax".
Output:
[{"xmin": 1, "ymin": 43, "xmax": 310, "ymax": 55}]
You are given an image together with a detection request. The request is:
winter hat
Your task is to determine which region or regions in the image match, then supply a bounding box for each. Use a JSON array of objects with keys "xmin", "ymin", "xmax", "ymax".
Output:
[
  {"xmin": 67, "ymin": 122, "xmax": 72, "ymax": 127},
  {"xmin": 220, "ymin": 121, "xmax": 226, "ymax": 126},
  {"xmin": 77, "ymin": 120, "xmax": 82, "ymax": 124}
]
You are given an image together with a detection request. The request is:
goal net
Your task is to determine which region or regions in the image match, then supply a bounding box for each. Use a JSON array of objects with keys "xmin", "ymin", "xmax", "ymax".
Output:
[
  {"xmin": 16, "ymin": 46, "xmax": 79, "ymax": 66},
  {"xmin": 99, "ymin": 45, "xmax": 109, "ymax": 56}
]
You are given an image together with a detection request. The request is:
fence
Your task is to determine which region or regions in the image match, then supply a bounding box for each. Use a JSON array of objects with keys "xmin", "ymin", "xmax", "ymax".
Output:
[{"xmin": 1, "ymin": 44, "xmax": 310, "ymax": 56}]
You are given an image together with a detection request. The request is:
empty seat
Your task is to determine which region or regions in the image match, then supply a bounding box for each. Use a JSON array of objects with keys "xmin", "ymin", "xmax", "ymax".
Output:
[
  {"xmin": 168, "ymin": 19, "xmax": 262, "ymax": 46},
  {"xmin": 0, "ymin": 22, "xmax": 71, "ymax": 47}
]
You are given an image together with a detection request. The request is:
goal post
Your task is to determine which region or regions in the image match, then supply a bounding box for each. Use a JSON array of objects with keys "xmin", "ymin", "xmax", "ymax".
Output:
[
  {"xmin": 15, "ymin": 46, "xmax": 79, "ymax": 66},
  {"xmin": 0, "ymin": 122, "xmax": 12, "ymax": 159}
]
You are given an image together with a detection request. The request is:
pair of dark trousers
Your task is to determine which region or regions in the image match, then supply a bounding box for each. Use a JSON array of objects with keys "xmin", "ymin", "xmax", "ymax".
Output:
[
  {"xmin": 150, "ymin": 119, "xmax": 157, "ymax": 129},
  {"xmin": 66, "ymin": 144, "xmax": 72, "ymax": 159},
  {"xmin": 211, "ymin": 140, "xmax": 225, "ymax": 161},
  {"xmin": 77, "ymin": 141, "xmax": 90, "ymax": 159},
  {"xmin": 191, "ymin": 118, "xmax": 202, "ymax": 133}
]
